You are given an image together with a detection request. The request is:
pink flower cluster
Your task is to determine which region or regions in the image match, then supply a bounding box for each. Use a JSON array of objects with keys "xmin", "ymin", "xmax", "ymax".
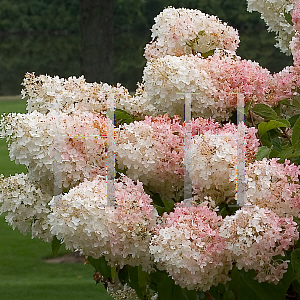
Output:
[
  {"xmin": 150, "ymin": 203, "xmax": 232, "ymax": 291},
  {"xmin": 207, "ymin": 51, "xmax": 294, "ymax": 107},
  {"xmin": 291, "ymin": 0, "xmax": 300, "ymax": 87},
  {"xmin": 143, "ymin": 49, "xmax": 295, "ymax": 121},
  {"xmin": 115, "ymin": 114, "xmax": 186, "ymax": 201},
  {"xmin": 116, "ymin": 115, "xmax": 259, "ymax": 202},
  {"xmin": 220, "ymin": 206, "xmax": 299, "ymax": 283}
]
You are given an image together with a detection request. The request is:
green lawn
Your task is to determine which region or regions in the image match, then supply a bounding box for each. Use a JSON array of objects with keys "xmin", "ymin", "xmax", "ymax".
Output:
[
  {"xmin": 0, "ymin": 98, "xmax": 27, "ymax": 177},
  {"xmin": 0, "ymin": 97, "xmax": 112, "ymax": 300}
]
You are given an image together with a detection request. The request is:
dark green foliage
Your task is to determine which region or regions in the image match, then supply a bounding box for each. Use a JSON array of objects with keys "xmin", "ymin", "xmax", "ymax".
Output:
[
  {"xmin": 88, "ymin": 256, "xmax": 112, "ymax": 279},
  {"xmin": 0, "ymin": 0, "xmax": 80, "ymax": 32},
  {"xmin": 0, "ymin": 0, "xmax": 294, "ymax": 95},
  {"xmin": 0, "ymin": 34, "xmax": 81, "ymax": 95}
]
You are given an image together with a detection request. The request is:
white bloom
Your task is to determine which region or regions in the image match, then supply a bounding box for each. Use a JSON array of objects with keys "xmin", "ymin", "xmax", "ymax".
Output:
[
  {"xmin": 247, "ymin": 0, "xmax": 294, "ymax": 54},
  {"xmin": 0, "ymin": 173, "xmax": 52, "ymax": 242}
]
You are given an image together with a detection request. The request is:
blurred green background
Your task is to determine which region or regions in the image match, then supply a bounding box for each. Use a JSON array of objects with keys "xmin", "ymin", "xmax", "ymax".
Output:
[{"xmin": 0, "ymin": 0, "xmax": 293, "ymax": 95}]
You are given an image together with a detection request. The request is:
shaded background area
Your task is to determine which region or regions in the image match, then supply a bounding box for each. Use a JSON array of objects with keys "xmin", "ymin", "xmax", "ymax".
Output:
[{"xmin": 0, "ymin": 0, "xmax": 293, "ymax": 95}]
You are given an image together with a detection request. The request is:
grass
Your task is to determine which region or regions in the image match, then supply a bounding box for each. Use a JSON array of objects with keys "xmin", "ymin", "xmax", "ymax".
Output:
[
  {"xmin": 0, "ymin": 97, "xmax": 27, "ymax": 177},
  {"xmin": 0, "ymin": 97, "xmax": 113, "ymax": 300}
]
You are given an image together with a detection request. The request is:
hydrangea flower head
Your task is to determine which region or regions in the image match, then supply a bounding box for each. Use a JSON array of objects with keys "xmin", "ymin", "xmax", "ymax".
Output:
[
  {"xmin": 145, "ymin": 7, "xmax": 239, "ymax": 60},
  {"xmin": 150, "ymin": 202, "xmax": 232, "ymax": 291}
]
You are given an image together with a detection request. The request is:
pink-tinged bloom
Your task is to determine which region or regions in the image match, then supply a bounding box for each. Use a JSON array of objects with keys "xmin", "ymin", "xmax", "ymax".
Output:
[
  {"xmin": 116, "ymin": 114, "xmax": 259, "ymax": 203},
  {"xmin": 150, "ymin": 203, "xmax": 232, "ymax": 291},
  {"xmin": 245, "ymin": 158, "xmax": 300, "ymax": 218},
  {"xmin": 220, "ymin": 206, "xmax": 299, "ymax": 284},
  {"xmin": 188, "ymin": 122, "xmax": 259, "ymax": 205},
  {"xmin": 143, "ymin": 50, "xmax": 293, "ymax": 121},
  {"xmin": 0, "ymin": 111, "xmax": 108, "ymax": 191},
  {"xmin": 115, "ymin": 114, "xmax": 186, "ymax": 201},
  {"xmin": 144, "ymin": 7, "xmax": 239, "ymax": 60},
  {"xmin": 49, "ymin": 175, "xmax": 157, "ymax": 270},
  {"xmin": 292, "ymin": 0, "xmax": 300, "ymax": 33}
]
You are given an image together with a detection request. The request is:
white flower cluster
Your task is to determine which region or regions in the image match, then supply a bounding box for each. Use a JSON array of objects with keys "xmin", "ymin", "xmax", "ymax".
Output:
[
  {"xmin": 247, "ymin": 0, "xmax": 294, "ymax": 54},
  {"xmin": 0, "ymin": 173, "xmax": 52, "ymax": 242},
  {"xmin": 115, "ymin": 121, "xmax": 158, "ymax": 182},
  {"xmin": 187, "ymin": 132, "xmax": 237, "ymax": 204},
  {"xmin": 22, "ymin": 72, "xmax": 156, "ymax": 119},
  {"xmin": 245, "ymin": 158, "xmax": 300, "ymax": 218},
  {"xmin": 143, "ymin": 53, "xmax": 234, "ymax": 121},
  {"xmin": 49, "ymin": 175, "xmax": 157, "ymax": 270},
  {"xmin": 0, "ymin": 110, "xmax": 108, "ymax": 191},
  {"xmin": 48, "ymin": 177, "xmax": 112, "ymax": 259},
  {"xmin": 120, "ymin": 83, "xmax": 158, "ymax": 119},
  {"xmin": 145, "ymin": 7, "xmax": 239, "ymax": 59}
]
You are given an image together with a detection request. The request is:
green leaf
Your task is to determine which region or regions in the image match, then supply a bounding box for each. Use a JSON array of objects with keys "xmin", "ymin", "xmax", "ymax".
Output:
[
  {"xmin": 138, "ymin": 265, "xmax": 148, "ymax": 289},
  {"xmin": 149, "ymin": 191, "xmax": 165, "ymax": 207},
  {"xmin": 291, "ymin": 249, "xmax": 300, "ymax": 282},
  {"xmin": 294, "ymin": 217, "xmax": 300, "ymax": 228},
  {"xmin": 111, "ymin": 267, "xmax": 117, "ymax": 280},
  {"xmin": 162, "ymin": 199, "xmax": 175, "ymax": 212},
  {"xmin": 258, "ymin": 120, "xmax": 289, "ymax": 137},
  {"xmin": 222, "ymin": 290, "xmax": 235, "ymax": 300},
  {"xmin": 107, "ymin": 109, "xmax": 135, "ymax": 124},
  {"xmin": 292, "ymin": 115, "xmax": 300, "ymax": 146},
  {"xmin": 279, "ymin": 262, "xmax": 295, "ymax": 292},
  {"xmin": 240, "ymin": 269, "xmax": 286, "ymax": 300},
  {"xmin": 51, "ymin": 236, "xmax": 62, "ymax": 257},
  {"xmin": 288, "ymin": 114, "xmax": 300, "ymax": 127},
  {"xmin": 244, "ymin": 101, "xmax": 252, "ymax": 114},
  {"xmin": 182, "ymin": 288, "xmax": 205, "ymax": 300},
  {"xmin": 278, "ymin": 98, "xmax": 292, "ymax": 106},
  {"xmin": 256, "ymin": 146, "xmax": 271, "ymax": 160},
  {"xmin": 120, "ymin": 265, "xmax": 148, "ymax": 299},
  {"xmin": 157, "ymin": 272, "xmax": 174, "ymax": 299},
  {"xmin": 292, "ymin": 279, "xmax": 300, "ymax": 295},
  {"xmin": 114, "ymin": 109, "xmax": 134, "ymax": 122},
  {"xmin": 209, "ymin": 285, "xmax": 222, "ymax": 300},
  {"xmin": 88, "ymin": 256, "xmax": 111, "ymax": 279},
  {"xmin": 259, "ymin": 133, "xmax": 273, "ymax": 148},
  {"xmin": 270, "ymin": 137, "xmax": 282, "ymax": 152},
  {"xmin": 273, "ymin": 104, "xmax": 281, "ymax": 116},
  {"xmin": 284, "ymin": 11, "xmax": 293, "ymax": 26},
  {"xmin": 275, "ymin": 119, "xmax": 290, "ymax": 127},
  {"xmin": 153, "ymin": 204, "xmax": 166, "ymax": 216},
  {"xmin": 278, "ymin": 146, "xmax": 294, "ymax": 160},
  {"xmin": 269, "ymin": 146, "xmax": 279, "ymax": 159},
  {"xmin": 219, "ymin": 206, "xmax": 229, "ymax": 218},
  {"xmin": 293, "ymin": 98, "xmax": 300, "ymax": 108},
  {"xmin": 202, "ymin": 49, "xmax": 215, "ymax": 58},
  {"xmin": 252, "ymin": 104, "xmax": 278, "ymax": 120},
  {"xmin": 229, "ymin": 268, "xmax": 285, "ymax": 300}
]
